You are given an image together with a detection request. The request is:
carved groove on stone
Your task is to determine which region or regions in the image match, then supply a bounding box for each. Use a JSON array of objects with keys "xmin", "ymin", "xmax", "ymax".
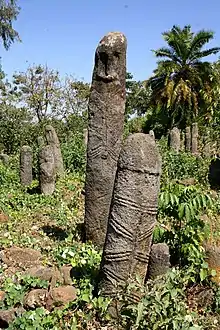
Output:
[
  {"xmin": 127, "ymin": 293, "xmax": 141, "ymax": 303},
  {"xmin": 134, "ymin": 251, "xmax": 150, "ymax": 263},
  {"xmin": 107, "ymin": 147, "xmax": 119, "ymax": 162},
  {"xmin": 114, "ymin": 195, "xmax": 144, "ymax": 210},
  {"xmin": 120, "ymin": 165, "xmax": 160, "ymax": 175},
  {"xmin": 104, "ymin": 267, "xmax": 127, "ymax": 283},
  {"xmin": 104, "ymin": 250, "xmax": 132, "ymax": 262},
  {"xmin": 137, "ymin": 223, "xmax": 156, "ymax": 242},
  {"xmin": 110, "ymin": 214, "xmax": 133, "ymax": 241},
  {"xmin": 88, "ymin": 144, "xmax": 103, "ymax": 159},
  {"xmin": 114, "ymin": 197, "xmax": 158, "ymax": 215}
]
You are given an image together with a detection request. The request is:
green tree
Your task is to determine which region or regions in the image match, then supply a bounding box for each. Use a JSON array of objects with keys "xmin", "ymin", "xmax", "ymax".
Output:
[
  {"xmin": 13, "ymin": 65, "xmax": 90, "ymax": 123},
  {"xmin": 0, "ymin": 103, "xmax": 34, "ymax": 154},
  {"xmin": 0, "ymin": 0, "xmax": 20, "ymax": 50},
  {"xmin": 147, "ymin": 25, "xmax": 220, "ymax": 129},
  {"xmin": 13, "ymin": 65, "xmax": 61, "ymax": 122},
  {"xmin": 125, "ymin": 72, "xmax": 150, "ymax": 119}
]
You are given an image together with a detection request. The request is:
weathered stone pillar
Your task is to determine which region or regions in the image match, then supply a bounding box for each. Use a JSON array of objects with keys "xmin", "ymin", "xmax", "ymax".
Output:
[
  {"xmin": 185, "ymin": 126, "xmax": 191, "ymax": 152},
  {"xmin": 39, "ymin": 145, "xmax": 55, "ymax": 195},
  {"xmin": 45, "ymin": 125, "xmax": 64, "ymax": 176},
  {"xmin": 191, "ymin": 123, "xmax": 199, "ymax": 155},
  {"xmin": 84, "ymin": 32, "xmax": 127, "ymax": 248},
  {"xmin": 99, "ymin": 133, "xmax": 161, "ymax": 299},
  {"xmin": 147, "ymin": 243, "xmax": 170, "ymax": 280},
  {"xmin": 169, "ymin": 127, "xmax": 180, "ymax": 152},
  {"xmin": 20, "ymin": 146, "xmax": 33, "ymax": 186}
]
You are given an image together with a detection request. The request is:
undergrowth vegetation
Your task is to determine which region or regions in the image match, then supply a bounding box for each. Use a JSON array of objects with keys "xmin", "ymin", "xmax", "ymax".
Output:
[{"xmin": 1, "ymin": 140, "xmax": 220, "ymax": 329}]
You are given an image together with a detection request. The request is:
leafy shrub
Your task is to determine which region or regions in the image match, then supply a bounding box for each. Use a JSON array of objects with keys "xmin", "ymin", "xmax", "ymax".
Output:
[
  {"xmin": 159, "ymin": 138, "xmax": 211, "ymax": 185},
  {"xmin": 119, "ymin": 269, "xmax": 203, "ymax": 330},
  {"xmin": 8, "ymin": 308, "xmax": 57, "ymax": 330},
  {"xmin": 61, "ymin": 133, "xmax": 86, "ymax": 175},
  {"xmin": 0, "ymin": 275, "xmax": 49, "ymax": 309},
  {"xmin": 156, "ymin": 183, "xmax": 214, "ymax": 281},
  {"xmin": 54, "ymin": 242, "xmax": 101, "ymax": 281},
  {"xmin": 0, "ymin": 163, "xmax": 19, "ymax": 188}
]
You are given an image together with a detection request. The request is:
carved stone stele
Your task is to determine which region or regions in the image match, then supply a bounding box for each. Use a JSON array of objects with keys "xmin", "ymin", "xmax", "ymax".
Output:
[
  {"xmin": 39, "ymin": 145, "xmax": 55, "ymax": 195},
  {"xmin": 147, "ymin": 243, "xmax": 170, "ymax": 280},
  {"xmin": 20, "ymin": 146, "xmax": 33, "ymax": 186},
  {"xmin": 191, "ymin": 123, "xmax": 199, "ymax": 155},
  {"xmin": 185, "ymin": 126, "xmax": 191, "ymax": 152},
  {"xmin": 170, "ymin": 127, "xmax": 180, "ymax": 153},
  {"xmin": 84, "ymin": 32, "xmax": 127, "ymax": 248},
  {"xmin": 45, "ymin": 125, "xmax": 64, "ymax": 176},
  {"xmin": 99, "ymin": 133, "xmax": 161, "ymax": 300}
]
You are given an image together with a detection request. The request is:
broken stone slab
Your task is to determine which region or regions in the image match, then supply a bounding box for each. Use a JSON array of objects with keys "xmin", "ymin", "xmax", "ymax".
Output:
[
  {"xmin": 46, "ymin": 285, "xmax": 77, "ymax": 310},
  {"xmin": 24, "ymin": 289, "xmax": 48, "ymax": 309},
  {"xmin": 147, "ymin": 243, "xmax": 170, "ymax": 280},
  {"xmin": 25, "ymin": 265, "xmax": 73, "ymax": 286},
  {"xmin": 0, "ymin": 247, "xmax": 42, "ymax": 269},
  {"xmin": 0, "ymin": 307, "xmax": 25, "ymax": 328},
  {"xmin": 0, "ymin": 290, "xmax": 5, "ymax": 302},
  {"xmin": 60, "ymin": 266, "xmax": 73, "ymax": 285},
  {"xmin": 0, "ymin": 212, "xmax": 9, "ymax": 223},
  {"xmin": 25, "ymin": 266, "xmax": 63, "ymax": 284}
]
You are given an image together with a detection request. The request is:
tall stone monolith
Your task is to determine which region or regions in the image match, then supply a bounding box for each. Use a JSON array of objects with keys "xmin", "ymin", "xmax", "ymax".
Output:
[
  {"xmin": 191, "ymin": 122, "xmax": 199, "ymax": 155},
  {"xmin": 45, "ymin": 125, "xmax": 64, "ymax": 176},
  {"xmin": 169, "ymin": 127, "xmax": 180, "ymax": 152},
  {"xmin": 39, "ymin": 145, "xmax": 55, "ymax": 195},
  {"xmin": 99, "ymin": 133, "xmax": 161, "ymax": 300},
  {"xmin": 185, "ymin": 126, "xmax": 191, "ymax": 152},
  {"xmin": 20, "ymin": 146, "xmax": 33, "ymax": 186},
  {"xmin": 84, "ymin": 32, "xmax": 127, "ymax": 248}
]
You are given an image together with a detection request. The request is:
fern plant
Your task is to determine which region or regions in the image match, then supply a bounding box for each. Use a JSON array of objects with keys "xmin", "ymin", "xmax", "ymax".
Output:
[{"xmin": 157, "ymin": 183, "xmax": 213, "ymax": 281}]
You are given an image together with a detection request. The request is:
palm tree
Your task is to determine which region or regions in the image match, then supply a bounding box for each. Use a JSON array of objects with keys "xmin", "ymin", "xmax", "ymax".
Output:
[{"xmin": 146, "ymin": 25, "xmax": 220, "ymax": 129}]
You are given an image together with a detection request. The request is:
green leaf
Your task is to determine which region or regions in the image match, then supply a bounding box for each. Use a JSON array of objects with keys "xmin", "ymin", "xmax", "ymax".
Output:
[
  {"xmin": 200, "ymin": 268, "xmax": 207, "ymax": 281},
  {"xmin": 135, "ymin": 302, "xmax": 144, "ymax": 325}
]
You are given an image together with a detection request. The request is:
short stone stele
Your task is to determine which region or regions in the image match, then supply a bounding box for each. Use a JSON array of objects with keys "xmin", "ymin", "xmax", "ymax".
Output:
[{"xmin": 99, "ymin": 133, "xmax": 161, "ymax": 300}]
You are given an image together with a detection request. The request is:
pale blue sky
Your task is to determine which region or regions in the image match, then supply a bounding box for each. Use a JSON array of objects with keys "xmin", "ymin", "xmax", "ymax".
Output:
[{"xmin": 1, "ymin": 0, "xmax": 220, "ymax": 82}]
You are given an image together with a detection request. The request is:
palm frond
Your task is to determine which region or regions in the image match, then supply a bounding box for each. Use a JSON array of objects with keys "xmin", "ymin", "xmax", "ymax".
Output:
[
  {"xmin": 189, "ymin": 30, "xmax": 214, "ymax": 55},
  {"xmin": 191, "ymin": 47, "xmax": 220, "ymax": 61}
]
